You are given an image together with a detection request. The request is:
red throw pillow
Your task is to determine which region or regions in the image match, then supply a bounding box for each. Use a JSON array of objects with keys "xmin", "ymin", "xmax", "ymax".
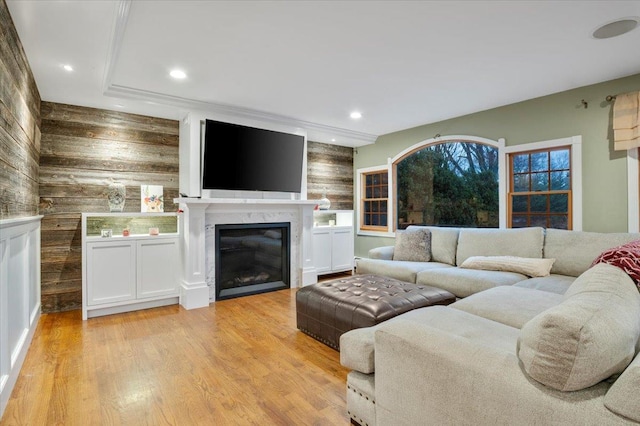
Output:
[{"xmin": 592, "ymin": 240, "xmax": 640, "ymax": 291}]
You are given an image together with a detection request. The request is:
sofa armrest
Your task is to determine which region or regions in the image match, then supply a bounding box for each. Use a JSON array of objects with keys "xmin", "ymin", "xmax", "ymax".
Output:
[
  {"xmin": 374, "ymin": 316, "xmax": 616, "ymax": 425},
  {"xmin": 368, "ymin": 245, "xmax": 394, "ymax": 260}
]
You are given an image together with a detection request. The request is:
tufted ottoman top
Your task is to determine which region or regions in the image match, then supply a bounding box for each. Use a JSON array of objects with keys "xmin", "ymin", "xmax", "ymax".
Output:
[{"xmin": 296, "ymin": 274, "xmax": 455, "ymax": 350}]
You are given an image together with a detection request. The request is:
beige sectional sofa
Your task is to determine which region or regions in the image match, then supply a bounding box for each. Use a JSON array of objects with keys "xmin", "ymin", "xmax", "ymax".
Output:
[{"xmin": 342, "ymin": 226, "xmax": 640, "ymax": 425}]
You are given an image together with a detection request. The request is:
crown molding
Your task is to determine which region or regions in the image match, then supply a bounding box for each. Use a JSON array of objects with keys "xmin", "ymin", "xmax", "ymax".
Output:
[{"xmin": 101, "ymin": 0, "xmax": 377, "ymax": 147}]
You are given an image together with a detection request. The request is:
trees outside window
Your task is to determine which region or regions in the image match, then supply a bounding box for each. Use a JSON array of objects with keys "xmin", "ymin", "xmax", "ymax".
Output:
[{"xmin": 395, "ymin": 142, "xmax": 499, "ymax": 229}]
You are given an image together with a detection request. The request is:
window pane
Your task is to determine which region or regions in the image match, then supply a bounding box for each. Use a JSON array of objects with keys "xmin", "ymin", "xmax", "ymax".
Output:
[
  {"xmin": 381, "ymin": 200, "xmax": 387, "ymax": 211},
  {"xmin": 366, "ymin": 174, "xmax": 372, "ymax": 185},
  {"xmin": 513, "ymin": 155, "xmax": 529, "ymax": 173},
  {"xmin": 396, "ymin": 141, "xmax": 498, "ymax": 228},
  {"xmin": 531, "ymin": 152, "xmax": 548, "ymax": 172},
  {"xmin": 372, "ymin": 174, "xmax": 380, "ymax": 185},
  {"xmin": 512, "ymin": 195, "xmax": 528, "ymax": 213},
  {"xmin": 513, "ymin": 174, "xmax": 529, "ymax": 192},
  {"xmin": 550, "ymin": 215, "xmax": 568, "ymax": 229},
  {"xmin": 550, "ymin": 149, "xmax": 569, "ymax": 171},
  {"xmin": 364, "ymin": 201, "xmax": 372, "ymax": 213},
  {"xmin": 365, "ymin": 187, "xmax": 372, "ymax": 198},
  {"xmin": 382, "ymin": 173, "xmax": 388, "ymax": 184},
  {"xmin": 550, "ymin": 193, "xmax": 568, "ymax": 213},
  {"xmin": 512, "ymin": 215, "xmax": 528, "ymax": 228},
  {"xmin": 381, "ymin": 186, "xmax": 389, "ymax": 198},
  {"xmin": 531, "ymin": 172, "xmax": 549, "ymax": 191},
  {"xmin": 530, "ymin": 215, "xmax": 547, "ymax": 227},
  {"xmin": 530, "ymin": 195, "xmax": 547, "ymax": 212},
  {"xmin": 371, "ymin": 215, "xmax": 379, "ymax": 226},
  {"xmin": 373, "ymin": 187, "xmax": 380, "ymax": 198},
  {"xmin": 380, "ymin": 214, "xmax": 387, "ymax": 226},
  {"xmin": 550, "ymin": 171, "xmax": 570, "ymax": 190}
]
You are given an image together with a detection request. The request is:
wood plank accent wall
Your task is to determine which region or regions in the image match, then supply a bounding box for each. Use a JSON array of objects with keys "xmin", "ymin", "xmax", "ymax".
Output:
[
  {"xmin": 306, "ymin": 141, "xmax": 354, "ymax": 210},
  {"xmin": 39, "ymin": 102, "xmax": 179, "ymax": 313},
  {"xmin": 0, "ymin": 0, "xmax": 41, "ymax": 219}
]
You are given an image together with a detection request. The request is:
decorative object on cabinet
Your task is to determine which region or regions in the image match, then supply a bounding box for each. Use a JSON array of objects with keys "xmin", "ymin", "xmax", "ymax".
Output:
[
  {"xmin": 107, "ymin": 182, "xmax": 126, "ymax": 212},
  {"xmin": 141, "ymin": 185, "xmax": 164, "ymax": 212},
  {"xmin": 101, "ymin": 229, "xmax": 113, "ymax": 238},
  {"xmin": 318, "ymin": 189, "xmax": 331, "ymax": 210},
  {"xmin": 82, "ymin": 213, "xmax": 180, "ymax": 320}
]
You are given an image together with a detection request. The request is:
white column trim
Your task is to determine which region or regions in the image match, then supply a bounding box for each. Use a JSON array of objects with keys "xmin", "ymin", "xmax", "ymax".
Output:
[{"xmin": 628, "ymin": 148, "xmax": 639, "ymax": 233}]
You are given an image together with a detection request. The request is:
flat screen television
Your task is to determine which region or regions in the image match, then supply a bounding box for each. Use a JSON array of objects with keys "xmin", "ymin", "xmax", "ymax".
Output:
[{"xmin": 202, "ymin": 119, "xmax": 305, "ymax": 194}]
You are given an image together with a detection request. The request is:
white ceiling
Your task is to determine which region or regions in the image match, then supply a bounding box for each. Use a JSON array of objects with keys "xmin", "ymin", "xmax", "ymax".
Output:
[{"xmin": 7, "ymin": 0, "xmax": 640, "ymax": 147}]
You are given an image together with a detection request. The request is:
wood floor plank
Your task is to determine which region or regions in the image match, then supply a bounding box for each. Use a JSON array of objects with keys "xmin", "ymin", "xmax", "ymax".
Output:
[{"xmin": 1, "ymin": 287, "xmax": 350, "ymax": 425}]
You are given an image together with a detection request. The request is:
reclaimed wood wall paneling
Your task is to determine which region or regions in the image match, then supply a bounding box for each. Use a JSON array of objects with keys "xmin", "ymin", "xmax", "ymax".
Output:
[
  {"xmin": 306, "ymin": 141, "xmax": 354, "ymax": 211},
  {"xmin": 39, "ymin": 101, "xmax": 180, "ymax": 313},
  {"xmin": 0, "ymin": 1, "xmax": 41, "ymax": 219}
]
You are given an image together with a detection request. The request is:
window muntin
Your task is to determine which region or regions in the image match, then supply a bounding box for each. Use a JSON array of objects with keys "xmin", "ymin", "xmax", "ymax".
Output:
[
  {"xmin": 509, "ymin": 147, "xmax": 571, "ymax": 229},
  {"xmin": 361, "ymin": 170, "xmax": 388, "ymax": 231}
]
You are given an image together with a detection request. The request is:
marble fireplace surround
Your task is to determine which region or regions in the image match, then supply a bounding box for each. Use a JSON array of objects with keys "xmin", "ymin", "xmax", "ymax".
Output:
[{"xmin": 175, "ymin": 198, "xmax": 318, "ymax": 309}]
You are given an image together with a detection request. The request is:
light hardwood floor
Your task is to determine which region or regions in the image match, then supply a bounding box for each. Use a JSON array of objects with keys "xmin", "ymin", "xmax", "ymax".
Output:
[{"xmin": 1, "ymin": 285, "xmax": 350, "ymax": 425}]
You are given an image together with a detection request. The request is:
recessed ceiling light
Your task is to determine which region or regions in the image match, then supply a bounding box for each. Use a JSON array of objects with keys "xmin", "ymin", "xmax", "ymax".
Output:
[
  {"xmin": 331, "ymin": 138, "xmax": 336, "ymax": 142},
  {"xmin": 62, "ymin": 64, "xmax": 73, "ymax": 72},
  {"xmin": 170, "ymin": 69, "xmax": 187, "ymax": 79},
  {"xmin": 114, "ymin": 104, "xmax": 124, "ymax": 108},
  {"xmin": 350, "ymin": 111, "xmax": 362, "ymax": 119},
  {"xmin": 592, "ymin": 17, "xmax": 639, "ymax": 39}
]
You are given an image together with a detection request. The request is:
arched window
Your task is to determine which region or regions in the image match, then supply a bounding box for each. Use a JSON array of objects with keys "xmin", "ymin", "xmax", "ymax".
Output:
[{"xmin": 394, "ymin": 139, "xmax": 499, "ymax": 229}]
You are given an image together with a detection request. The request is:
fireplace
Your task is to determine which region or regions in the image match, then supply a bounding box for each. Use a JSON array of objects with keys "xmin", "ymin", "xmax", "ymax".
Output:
[{"xmin": 215, "ymin": 222, "xmax": 290, "ymax": 300}]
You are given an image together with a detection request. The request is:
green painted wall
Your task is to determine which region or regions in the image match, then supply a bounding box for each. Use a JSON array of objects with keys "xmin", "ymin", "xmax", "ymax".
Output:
[{"xmin": 355, "ymin": 73, "xmax": 640, "ymax": 257}]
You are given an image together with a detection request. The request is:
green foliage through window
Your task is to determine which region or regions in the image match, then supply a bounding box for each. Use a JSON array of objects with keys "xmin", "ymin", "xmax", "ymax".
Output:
[{"xmin": 396, "ymin": 142, "xmax": 499, "ymax": 229}]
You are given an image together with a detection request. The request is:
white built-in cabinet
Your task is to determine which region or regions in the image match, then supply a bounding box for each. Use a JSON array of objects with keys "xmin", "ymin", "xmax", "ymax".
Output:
[
  {"xmin": 82, "ymin": 213, "xmax": 180, "ymax": 320},
  {"xmin": 312, "ymin": 210, "xmax": 354, "ymax": 275}
]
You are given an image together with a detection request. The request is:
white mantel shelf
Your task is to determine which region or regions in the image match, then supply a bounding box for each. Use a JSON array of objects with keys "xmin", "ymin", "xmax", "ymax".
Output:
[
  {"xmin": 174, "ymin": 197, "xmax": 318, "ymax": 311},
  {"xmin": 174, "ymin": 197, "xmax": 319, "ymax": 206}
]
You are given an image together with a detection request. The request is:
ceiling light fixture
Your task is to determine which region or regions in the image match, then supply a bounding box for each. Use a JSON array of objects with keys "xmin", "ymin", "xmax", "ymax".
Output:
[
  {"xmin": 350, "ymin": 111, "xmax": 362, "ymax": 119},
  {"xmin": 62, "ymin": 64, "xmax": 73, "ymax": 71},
  {"xmin": 592, "ymin": 17, "xmax": 639, "ymax": 39},
  {"xmin": 170, "ymin": 69, "xmax": 187, "ymax": 79}
]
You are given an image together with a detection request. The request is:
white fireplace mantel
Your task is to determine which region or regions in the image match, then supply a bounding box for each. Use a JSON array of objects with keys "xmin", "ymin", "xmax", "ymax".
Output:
[{"xmin": 174, "ymin": 198, "xmax": 319, "ymax": 309}]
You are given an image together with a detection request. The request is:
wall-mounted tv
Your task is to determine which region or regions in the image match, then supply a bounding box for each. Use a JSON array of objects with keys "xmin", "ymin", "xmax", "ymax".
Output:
[{"xmin": 202, "ymin": 119, "xmax": 305, "ymax": 194}]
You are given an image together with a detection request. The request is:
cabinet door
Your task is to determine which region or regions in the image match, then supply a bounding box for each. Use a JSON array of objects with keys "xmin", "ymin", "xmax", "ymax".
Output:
[
  {"xmin": 331, "ymin": 228, "xmax": 354, "ymax": 272},
  {"xmin": 137, "ymin": 238, "xmax": 179, "ymax": 299},
  {"xmin": 86, "ymin": 241, "xmax": 136, "ymax": 305},
  {"xmin": 312, "ymin": 229, "xmax": 332, "ymax": 274}
]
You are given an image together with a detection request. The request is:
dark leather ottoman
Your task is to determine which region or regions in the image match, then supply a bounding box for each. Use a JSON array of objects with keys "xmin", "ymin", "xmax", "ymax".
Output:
[{"xmin": 295, "ymin": 274, "xmax": 455, "ymax": 350}]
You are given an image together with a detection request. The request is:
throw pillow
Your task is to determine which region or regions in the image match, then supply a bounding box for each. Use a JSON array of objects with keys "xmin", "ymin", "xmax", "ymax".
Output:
[
  {"xmin": 459, "ymin": 256, "xmax": 555, "ymax": 277},
  {"xmin": 592, "ymin": 239, "xmax": 640, "ymax": 291},
  {"xmin": 392, "ymin": 228, "xmax": 431, "ymax": 262},
  {"xmin": 517, "ymin": 263, "xmax": 640, "ymax": 391}
]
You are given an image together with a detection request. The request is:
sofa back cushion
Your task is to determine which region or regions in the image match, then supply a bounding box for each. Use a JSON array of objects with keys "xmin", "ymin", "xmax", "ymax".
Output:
[
  {"xmin": 543, "ymin": 228, "xmax": 640, "ymax": 277},
  {"xmin": 407, "ymin": 226, "xmax": 460, "ymax": 265},
  {"xmin": 517, "ymin": 263, "xmax": 640, "ymax": 391},
  {"xmin": 455, "ymin": 227, "xmax": 544, "ymax": 266}
]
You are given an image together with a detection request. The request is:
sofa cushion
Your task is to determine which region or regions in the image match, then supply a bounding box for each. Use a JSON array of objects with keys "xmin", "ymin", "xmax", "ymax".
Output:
[
  {"xmin": 517, "ymin": 263, "xmax": 640, "ymax": 391},
  {"xmin": 460, "ymin": 256, "xmax": 555, "ymax": 277},
  {"xmin": 513, "ymin": 274, "xmax": 575, "ymax": 295},
  {"xmin": 543, "ymin": 228, "xmax": 640, "ymax": 277},
  {"xmin": 455, "ymin": 227, "xmax": 544, "ymax": 266},
  {"xmin": 414, "ymin": 226, "xmax": 460, "ymax": 265},
  {"xmin": 604, "ymin": 353, "xmax": 640, "ymax": 422},
  {"xmin": 355, "ymin": 258, "xmax": 452, "ymax": 283},
  {"xmin": 592, "ymin": 239, "xmax": 640, "ymax": 291},
  {"xmin": 416, "ymin": 267, "xmax": 527, "ymax": 298},
  {"xmin": 451, "ymin": 286, "xmax": 564, "ymax": 329},
  {"xmin": 393, "ymin": 227, "xmax": 431, "ymax": 262}
]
